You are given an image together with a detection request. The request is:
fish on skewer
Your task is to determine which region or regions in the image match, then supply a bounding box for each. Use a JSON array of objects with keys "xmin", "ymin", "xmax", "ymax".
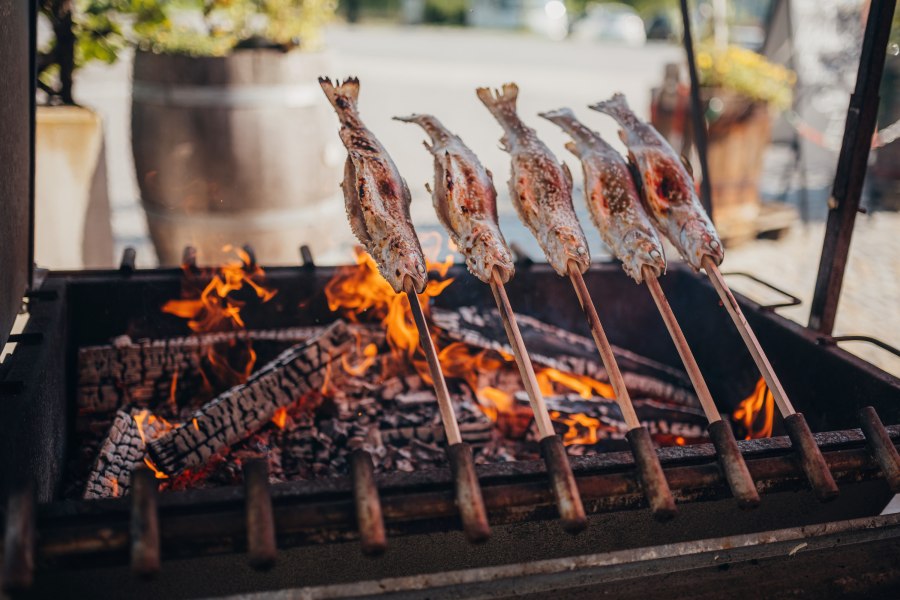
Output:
[
  {"xmin": 397, "ymin": 109, "xmax": 588, "ymax": 531},
  {"xmin": 476, "ymin": 83, "xmax": 590, "ymax": 276},
  {"xmin": 321, "ymin": 77, "xmax": 493, "ymax": 542},
  {"xmin": 540, "ymin": 107, "xmax": 666, "ymax": 284},
  {"xmin": 589, "ymin": 93, "xmax": 723, "ymax": 271},
  {"xmin": 319, "ymin": 76, "xmax": 427, "ymax": 294},
  {"xmin": 542, "ymin": 108, "xmax": 760, "ymax": 508},
  {"xmin": 393, "ymin": 113, "xmax": 515, "ymax": 284}
]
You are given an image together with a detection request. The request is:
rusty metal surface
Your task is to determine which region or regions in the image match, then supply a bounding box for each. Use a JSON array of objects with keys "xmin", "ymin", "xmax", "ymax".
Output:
[
  {"xmin": 625, "ymin": 427, "xmax": 676, "ymax": 521},
  {"xmin": 219, "ymin": 513, "xmax": 900, "ymax": 600},
  {"xmin": 1, "ymin": 483, "xmax": 35, "ymax": 593},
  {"xmin": 243, "ymin": 459, "xmax": 277, "ymax": 570},
  {"xmin": 859, "ymin": 406, "xmax": 900, "ymax": 493},
  {"xmin": 784, "ymin": 413, "xmax": 840, "ymax": 502},
  {"xmin": 447, "ymin": 443, "xmax": 491, "ymax": 543},
  {"xmin": 707, "ymin": 420, "xmax": 760, "ymax": 509},
  {"xmin": 350, "ymin": 450, "xmax": 387, "ymax": 556},
  {"xmin": 539, "ymin": 435, "xmax": 587, "ymax": 533},
  {"xmin": 130, "ymin": 468, "xmax": 160, "ymax": 577}
]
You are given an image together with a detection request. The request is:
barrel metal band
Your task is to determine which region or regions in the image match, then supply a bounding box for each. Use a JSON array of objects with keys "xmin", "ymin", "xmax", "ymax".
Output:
[{"xmin": 132, "ymin": 82, "xmax": 320, "ymax": 108}]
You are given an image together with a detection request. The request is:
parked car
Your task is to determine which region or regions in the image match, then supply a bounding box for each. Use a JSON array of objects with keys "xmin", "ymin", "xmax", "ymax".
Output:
[
  {"xmin": 570, "ymin": 2, "xmax": 646, "ymax": 46},
  {"xmin": 469, "ymin": 0, "xmax": 569, "ymax": 40}
]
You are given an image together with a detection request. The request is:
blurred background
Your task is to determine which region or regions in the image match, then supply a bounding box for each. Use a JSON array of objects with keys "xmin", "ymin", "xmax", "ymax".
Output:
[{"xmin": 34, "ymin": 0, "xmax": 900, "ymax": 373}]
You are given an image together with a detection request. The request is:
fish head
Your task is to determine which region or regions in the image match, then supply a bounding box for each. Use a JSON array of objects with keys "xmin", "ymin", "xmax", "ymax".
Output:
[
  {"xmin": 378, "ymin": 235, "xmax": 428, "ymax": 294},
  {"xmin": 464, "ymin": 227, "xmax": 516, "ymax": 284},
  {"xmin": 621, "ymin": 229, "xmax": 666, "ymax": 283},
  {"xmin": 544, "ymin": 225, "xmax": 591, "ymax": 276},
  {"xmin": 678, "ymin": 216, "xmax": 724, "ymax": 271}
]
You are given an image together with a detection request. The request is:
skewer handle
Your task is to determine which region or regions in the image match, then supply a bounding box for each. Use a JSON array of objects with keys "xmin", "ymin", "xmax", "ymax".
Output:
[
  {"xmin": 448, "ymin": 443, "xmax": 492, "ymax": 543},
  {"xmin": 782, "ymin": 414, "xmax": 839, "ymax": 502},
  {"xmin": 540, "ymin": 436, "xmax": 588, "ymax": 532},
  {"xmin": 567, "ymin": 265, "xmax": 641, "ymax": 430},
  {"xmin": 858, "ymin": 406, "xmax": 900, "ymax": 494},
  {"xmin": 625, "ymin": 427, "xmax": 677, "ymax": 520},
  {"xmin": 405, "ymin": 288, "xmax": 463, "ymax": 446},
  {"xmin": 701, "ymin": 256, "xmax": 796, "ymax": 417},
  {"xmin": 350, "ymin": 449, "xmax": 387, "ymax": 555},
  {"xmin": 707, "ymin": 420, "xmax": 760, "ymax": 509}
]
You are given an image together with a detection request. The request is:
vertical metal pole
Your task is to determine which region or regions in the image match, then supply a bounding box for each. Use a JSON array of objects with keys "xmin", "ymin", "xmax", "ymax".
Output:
[
  {"xmin": 679, "ymin": 0, "xmax": 714, "ymax": 217},
  {"xmin": 808, "ymin": 1, "xmax": 897, "ymax": 334},
  {"xmin": 28, "ymin": 0, "xmax": 36, "ymax": 289}
]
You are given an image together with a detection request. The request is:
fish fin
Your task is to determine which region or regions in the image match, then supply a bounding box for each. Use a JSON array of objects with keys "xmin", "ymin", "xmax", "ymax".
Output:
[
  {"xmin": 392, "ymin": 114, "xmax": 419, "ymax": 123},
  {"xmin": 476, "ymin": 83, "xmax": 519, "ymax": 117},
  {"xmin": 618, "ymin": 129, "xmax": 627, "ymax": 144},
  {"xmin": 486, "ymin": 168, "xmax": 494, "ymax": 182},
  {"xmin": 425, "ymin": 182, "xmax": 432, "ymax": 194},
  {"xmin": 319, "ymin": 76, "xmax": 360, "ymax": 118},
  {"xmin": 562, "ymin": 162, "xmax": 574, "ymax": 187},
  {"xmin": 498, "ymin": 134, "xmax": 511, "ymax": 152},
  {"xmin": 680, "ymin": 154, "xmax": 694, "ymax": 179},
  {"xmin": 589, "ymin": 92, "xmax": 631, "ymax": 119},
  {"xmin": 342, "ymin": 155, "xmax": 372, "ymax": 246},
  {"xmin": 564, "ymin": 141, "xmax": 581, "ymax": 158},
  {"xmin": 422, "ymin": 140, "xmax": 433, "ymax": 152}
]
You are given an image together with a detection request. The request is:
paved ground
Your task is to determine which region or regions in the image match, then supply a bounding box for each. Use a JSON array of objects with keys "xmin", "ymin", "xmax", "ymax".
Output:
[{"xmin": 72, "ymin": 24, "xmax": 900, "ymax": 377}]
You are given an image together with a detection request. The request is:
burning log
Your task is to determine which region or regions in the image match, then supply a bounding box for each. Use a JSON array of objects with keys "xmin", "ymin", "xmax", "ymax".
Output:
[
  {"xmin": 432, "ymin": 306, "xmax": 698, "ymax": 407},
  {"xmin": 83, "ymin": 409, "xmax": 169, "ymax": 499},
  {"xmin": 147, "ymin": 321, "xmax": 354, "ymax": 476},
  {"xmin": 77, "ymin": 326, "xmax": 329, "ymax": 415}
]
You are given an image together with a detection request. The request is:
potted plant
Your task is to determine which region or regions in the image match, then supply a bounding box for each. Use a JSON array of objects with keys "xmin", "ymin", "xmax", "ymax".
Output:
[
  {"xmin": 121, "ymin": 0, "xmax": 342, "ymax": 266},
  {"xmin": 695, "ymin": 44, "xmax": 796, "ymax": 243},
  {"xmin": 35, "ymin": 0, "xmax": 121, "ymax": 268}
]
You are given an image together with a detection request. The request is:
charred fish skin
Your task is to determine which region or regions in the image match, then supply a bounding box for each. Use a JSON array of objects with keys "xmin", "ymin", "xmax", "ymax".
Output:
[
  {"xmin": 540, "ymin": 107, "xmax": 666, "ymax": 284},
  {"xmin": 319, "ymin": 77, "xmax": 428, "ymax": 294},
  {"xmin": 476, "ymin": 83, "xmax": 591, "ymax": 277},
  {"xmin": 394, "ymin": 114, "xmax": 516, "ymax": 285},
  {"xmin": 589, "ymin": 93, "xmax": 724, "ymax": 271}
]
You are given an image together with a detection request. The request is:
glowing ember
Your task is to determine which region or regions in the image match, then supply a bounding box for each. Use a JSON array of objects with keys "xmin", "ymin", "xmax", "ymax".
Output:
[
  {"xmin": 271, "ymin": 407, "xmax": 288, "ymax": 430},
  {"xmin": 323, "ymin": 243, "xmax": 633, "ymax": 445},
  {"xmin": 733, "ymin": 377, "xmax": 774, "ymax": 439}
]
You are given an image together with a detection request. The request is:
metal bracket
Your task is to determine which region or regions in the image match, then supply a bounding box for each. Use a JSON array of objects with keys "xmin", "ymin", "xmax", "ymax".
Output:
[
  {"xmin": 720, "ymin": 272, "xmax": 802, "ymax": 311},
  {"xmin": 817, "ymin": 335, "xmax": 900, "ymax": 360}
]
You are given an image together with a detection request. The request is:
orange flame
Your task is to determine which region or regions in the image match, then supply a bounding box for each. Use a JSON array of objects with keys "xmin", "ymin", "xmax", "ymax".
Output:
[
  {"xmin": 162, "ymin": 245, "xmax": 276, "ymax": 395},
  {"xmin": 271, "ymin": 407, "xmax": 288, "ymax": 429},
  {"xmin": 133, "ymin": 409, "xmax": 175, "ymax": 479},
  {"xmin": 733, "ymin": 377, "xmax": 774, "ymax": 439}
]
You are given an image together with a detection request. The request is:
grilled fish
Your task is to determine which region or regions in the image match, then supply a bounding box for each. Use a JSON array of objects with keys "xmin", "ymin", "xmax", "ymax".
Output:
[
  {"xmin": 477, "ymin": 83, "xmax": 590, "ymax": 276},
  {"xmin": 395, "ymin": 114, "xmax": 515, "ymax": 285},
  {"xmin": 320, "ymin": 77, "xmax": 428, "ymax": 293},
  {"xmin": 540, "ymin": 107, "xmax": 666, "ymax": 283},
  {"xmin": 590, "ymin": 93, "xmax": 723, "ymax": 270}
]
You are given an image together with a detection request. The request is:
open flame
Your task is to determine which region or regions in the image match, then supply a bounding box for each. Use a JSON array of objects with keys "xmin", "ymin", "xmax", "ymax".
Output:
[
  {"xmin": 323, "ymin": 239, "xmax": 626, "ymax": 446},
  {"xmin": 733, "ymin": 377, "xmax": 774, "ymax": 439},
  {"xmin": 133, "ymin": 409, "xmax": 175, "ymax": 479},
  {"xmin": 162, "ymin": 245, "xmax": 277, "ymax": 394}
]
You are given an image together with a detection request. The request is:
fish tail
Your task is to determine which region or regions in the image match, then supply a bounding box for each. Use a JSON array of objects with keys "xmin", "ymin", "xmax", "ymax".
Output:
[
  {"xmin": 393, "ymin": 113, "xmax": 448, "ymax": 144},
  {"xmin": 537, "ymin": 107, "xmax": 577, "ymax": 128},
  {"xmin": 589, "ymin": 93, "xmax": 634, "ymax": 124},
  {"xmin": 476, "ymin": 83, "xmax": 520, "ymax": 123},
  {"xmin": 319, "ymin": 76, "xmax": 360, "ymax": 122}
]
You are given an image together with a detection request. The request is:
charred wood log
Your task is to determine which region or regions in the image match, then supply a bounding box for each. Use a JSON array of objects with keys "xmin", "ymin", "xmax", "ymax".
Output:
[
  {"xmin": 77, "ymin": 326, "xmax": 331, "ymax": 415},
  {"xmin": 526, "ymin": 394, "xmax": 707, "ymax": 443},
  {"xmin": 83, "ymin": 409, "xmax": 168, "ymax": 499},
  {"xmin": 147, "ymin": 321, "xmax": 354, "ymax": 476},
  {"xmin": 432, "ymin": 307, "xmax": 698, "ymax": 407}
]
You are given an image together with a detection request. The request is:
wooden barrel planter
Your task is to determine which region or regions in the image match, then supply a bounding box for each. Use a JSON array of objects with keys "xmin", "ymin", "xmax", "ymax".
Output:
[
  {"xmin": 132, "ymin": 49, "xmax": 344, "ymax": 266},
  {"xmin": 704, "ymin": 90, "xmax": 773, "ymax": 244}
]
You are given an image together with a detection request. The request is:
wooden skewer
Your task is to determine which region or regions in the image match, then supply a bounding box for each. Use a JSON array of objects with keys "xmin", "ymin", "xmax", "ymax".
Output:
[
  {"xmin": 700, "ymin": 256, "xmax": 795, "ymax": 417},
  {"xmin": 642, "ymin": 265, "xmax": 760, "ymax": 509},
  {"xmin": 699, "ymin": 256, "xmax": 838, "ymax": 502},
  {"xmin": 641, "ymin": 266, "xmax": 721, "ymax": 424},
  {"xmin": 404, "ymin": 285, "xmax": 463, "ymax": 446},
  {"xmin": 568, "ymin": 263, "xmax": 676, "ymax": 520},
  {"xmin": 567, "ymin": 263, "xmax": 640, "ymax": 430},
  {"xmin": 488, "ymin": 270, "xmax": 555, "ymax": 439},
  {"xmin": 489, "ymin": 269, "xmax": 587, "ymax": 531}
]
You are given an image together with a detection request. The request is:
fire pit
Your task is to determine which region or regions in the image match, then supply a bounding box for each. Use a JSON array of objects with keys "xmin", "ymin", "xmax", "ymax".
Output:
[{"xmin": 2, "ymin": 2, "xmax": 900, "ymax": 598}]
